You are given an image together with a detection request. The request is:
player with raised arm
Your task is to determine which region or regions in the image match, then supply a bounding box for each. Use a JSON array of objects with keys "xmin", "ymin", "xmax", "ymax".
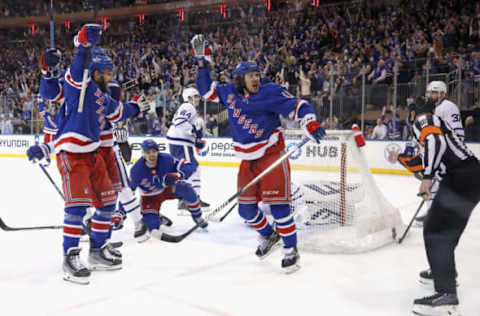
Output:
[
  {"xmin": 26, "ymin": 24, "xmax": 148, "ymax": 285},
  {"xmin": 167, "ymin": 86, "xmax": 210, "ymax": 210},
  {"xmin": 36, "ymin": 36, "xmax": 150, "ymax": 245},
  {"xmin": 408, "ymin": 98, "xmax": 480, "ymax": 316},
  {"xmin": 129, "ymin": 139, "xmax": 208, "ymax": 241},
  {"xmin": 192, "ymin": 34, "xmax": 325, "ymax": 273}
]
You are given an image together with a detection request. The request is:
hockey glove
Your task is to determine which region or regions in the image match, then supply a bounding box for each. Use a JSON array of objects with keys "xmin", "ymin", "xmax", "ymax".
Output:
[
  {"xmin": 74, "ymin": 24, "xmax": 102, "ymax": 47},
  {"xmin": 163, "ymin": 172, "xmax": 182, "ymax": 187},
  {"xmin": 190, "ymin": 34, "xmax": 212, "ymax": 65},
  {"xmin": 301, "ymin": 114, "xmax": 325, "ymax": 143},
  {"xmin": 41, "ymin": 48, "xmax": 62, "ymax": 79},
  {"xmin": 195, "ymin": 138, "xmax": 206, "ymax": 150},
  {"xmin": 112, "ymin": 209, "xmax": 127, "ymax": 231},
  {"xmin": 27, "ymin": 143, "xmax": 52, "ymax": 164},
  {"xmin": 130, "ymin": 94, "xmax": 150, "ymax": 113}
]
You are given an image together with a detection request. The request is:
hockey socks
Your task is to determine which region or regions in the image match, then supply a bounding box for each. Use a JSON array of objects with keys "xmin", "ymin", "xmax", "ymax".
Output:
[
  {"xmin": 239, "ymin": 203, "xmax": 274, "ymax": 237},
  {"xmin": 90, "ymin": 206, "xmax": 115, "ymax": 248},
  {"xmin": 270, "ymin": 204, "xmax": 297, "ymax": 248},
  {"xmin": 63, "ymin": 206, "xmax": 88, "ymax": 254}
]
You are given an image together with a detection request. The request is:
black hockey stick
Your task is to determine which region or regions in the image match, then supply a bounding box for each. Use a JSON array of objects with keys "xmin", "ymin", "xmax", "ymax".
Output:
[
  {"xmin": 39, "ymin": 164, "xmax": 65, "ymax": 200},
  {"xmin": 0, "ymin": 217, "xmax": 62, "ymax": 231},
  {"xmin": 218, "ymin": 203, "xmax": 237, "ymax": 222},
  {"xmin": 160, "ymin": 137, "xmax": 311, "ymax": 243},
  {"xmin": 398, "ymin": 180, "xmax": 436, "ymax": 244}
]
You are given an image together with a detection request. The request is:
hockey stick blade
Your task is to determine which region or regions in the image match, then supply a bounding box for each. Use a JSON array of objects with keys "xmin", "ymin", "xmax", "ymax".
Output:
[
  {"xmin": 0, "ymin": 217, "xmax": 62, "ymax": 231},
  {"xmin": 160, "ymin": 222, "xmax": 202, "ymax": 243}
]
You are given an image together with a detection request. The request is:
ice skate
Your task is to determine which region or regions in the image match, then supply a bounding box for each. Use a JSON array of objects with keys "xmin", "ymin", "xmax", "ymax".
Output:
[
  {"xmin": 63, "ymin": 247, "xmax": 90, "ymax": 285},
  {"xmin": 419, "ymin": 269, "xmax": 458, "ymax": 287},
  {"xmin": 106, "ymin": 242, "xmax": 122, "ymax": 259},
  {"xmin": 88, "ymin": 244, "xmax": 122, "ymax": 271},
  {"xmin": 134, "ymin": 219, "xmax": 151, "ymax": 243},
  {"xmin": 192, "ymin": 215, "xmax": 208, "ymax": 230},
  {"xmin": 281, "ymin": 246, "xmax": 301, "ymax": 274},
  {"xmin": 255, "ymin": 231, "xmax": 281, "ymax": 260},
  {"xmin": 413, "ymin": 292, "xmax": 460, "ymax": 316}
]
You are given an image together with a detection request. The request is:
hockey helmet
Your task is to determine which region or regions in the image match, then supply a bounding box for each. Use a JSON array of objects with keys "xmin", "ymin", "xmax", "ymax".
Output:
[
  {"xmin": 89, "ymin": 47, "xmax": 113, "ymax": 76},
  {"xmin": 426, "ymin": 81, "xmax": 447, "ymax": 95},
  {"xmin": 233, "ymin": 61, "xmax": 259, "ymax": 76},
  {"xmin": 141, "ymin": 139, "xmax": 159, "ymax": 152},
  {"xmin": 410, "ymin": 95, "xmax": 435, "ymax": 117},
  {"xmin": 182, "ymin": 87, "xmax": 200, "ymax": 103}
]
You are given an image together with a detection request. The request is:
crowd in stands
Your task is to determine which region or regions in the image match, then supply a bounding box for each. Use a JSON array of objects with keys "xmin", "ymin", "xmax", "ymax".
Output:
[{"xmin": 1, "ymin": 0, "xmax": 480, "ymax": 141}]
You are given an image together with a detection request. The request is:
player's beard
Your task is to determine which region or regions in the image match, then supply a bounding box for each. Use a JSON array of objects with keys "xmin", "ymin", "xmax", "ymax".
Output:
[{"xmin": 94, "ymin": 77, "xmax": 108, "ymax": 93}]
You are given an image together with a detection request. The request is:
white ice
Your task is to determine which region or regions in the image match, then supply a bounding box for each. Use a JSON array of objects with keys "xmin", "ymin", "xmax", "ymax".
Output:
[{"xmin": 0, "ymin": 158, "xmax": 479, "ymax": 316}]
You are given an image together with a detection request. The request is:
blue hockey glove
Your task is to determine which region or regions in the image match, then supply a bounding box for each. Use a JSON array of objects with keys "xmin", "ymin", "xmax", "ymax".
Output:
[
  {"xmin": 27, "ymin": 143, "xmax": 52, "ymax": 164},
  {"xmin": 41, "ymin": 48, "xmax": 62, "ymax": 78},
  {"xmin": 163, "ymin": 172, "xmax": 181, "ymax": 187},
  {"xmin": 74, "ymin": 24, "xmax": 102, "ymax": 47},
  {"xmin": 195, "ymin": 138, "xmax": 206, "ymax": 150},
  {"xmin": 404, "ymin": 141, "xmax": 415, "ymax": 156},
  {"xmin": 112, "ymin": 209, "xmax": 127, "ymax": 231}
]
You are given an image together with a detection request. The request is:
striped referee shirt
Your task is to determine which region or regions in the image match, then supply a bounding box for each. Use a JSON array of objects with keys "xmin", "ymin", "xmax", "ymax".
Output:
[
  {"xmin": 113, "ymin": 125, "xmax": 129, "ymax": 144},
  {"xmin": 412, "ymin": 114, "xmax": 476, "ymax": 179}
]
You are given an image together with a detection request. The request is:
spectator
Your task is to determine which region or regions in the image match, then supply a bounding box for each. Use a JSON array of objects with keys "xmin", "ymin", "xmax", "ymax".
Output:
[
  {"xmin": 370, "ymin": 118, "xmax": 388, "ymax": 139},
  {"xmin": 381, "ymin": 106, "xmax": 401, "ymax": 140}
]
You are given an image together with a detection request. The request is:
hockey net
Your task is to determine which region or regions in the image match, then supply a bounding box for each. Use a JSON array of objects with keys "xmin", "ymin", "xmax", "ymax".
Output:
[{"xmin": 284, "ymin": 129, "xmax": 404, "ymax": 254}]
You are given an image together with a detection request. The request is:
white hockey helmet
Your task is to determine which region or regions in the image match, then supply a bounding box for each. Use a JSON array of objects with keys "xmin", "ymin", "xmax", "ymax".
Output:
[
  {"xmin": 426, "ymin": 81, "xmax": 447, "ymax": 95},
  {"xmin": 182, "ymin": 87, "xmax": 200, "ymax": 103}
]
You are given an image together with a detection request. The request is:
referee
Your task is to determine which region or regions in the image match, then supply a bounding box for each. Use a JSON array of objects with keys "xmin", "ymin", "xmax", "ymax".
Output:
[
  {"xmin": 410, "ymin": 100, "xmax": 480, "ymax": 315},
  {"xmin": 113, "ymin": 121, "xmax": 131, "ymax": 163}
]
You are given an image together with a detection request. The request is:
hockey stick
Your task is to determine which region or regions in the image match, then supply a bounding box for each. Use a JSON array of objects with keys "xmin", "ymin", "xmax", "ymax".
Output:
[
  {"xmin": 0, "ymin": 217, "xmax": 62, "ymax": 231},
  {"xmin": 218, "ymin": 203, "xmax": 238, "ymax": 222},
  {"xmin": 160, "ymin": 137, "xmax": 311, "ymax": 243},
  {"xmin": 39, "ymin": 164, "xmax": 65, "ymax": 200},
  {"xmin": 77, "ymin": 46, "xmax": 91, "ymax": 113},
  {"xmin": 398, "ymin": 180, "xmax": 436, "ymax": 244}
]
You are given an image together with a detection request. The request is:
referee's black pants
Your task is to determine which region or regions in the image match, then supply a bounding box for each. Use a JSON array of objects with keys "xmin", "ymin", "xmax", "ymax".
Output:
[{"xmin": 424, "ymin": 159, "xmax": 480, "ymax": 294}]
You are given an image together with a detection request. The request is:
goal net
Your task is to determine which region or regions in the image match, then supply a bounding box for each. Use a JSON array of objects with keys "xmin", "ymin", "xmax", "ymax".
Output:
[{"xmin": 282, "ymin": 129, "xmax": 404, "ymax": 254}]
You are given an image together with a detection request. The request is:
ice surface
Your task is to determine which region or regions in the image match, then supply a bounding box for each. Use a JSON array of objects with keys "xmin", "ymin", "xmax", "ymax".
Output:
[{"xmin": 0, "ymin": 158, "xmax": 478, "ymax": 316}]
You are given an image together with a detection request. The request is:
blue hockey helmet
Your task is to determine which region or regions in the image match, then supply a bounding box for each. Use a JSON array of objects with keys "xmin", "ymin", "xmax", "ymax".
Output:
[
  {"xmin": 89, "ymin": 47, "xmax": 113, "ymax": 76},
  {"xmin": 233, "ymin": 61, "xmax": 259, "ymax": 76},
  {"xmin": 141, "ymin": 139, "xmax": 159, "ymax": 152}
]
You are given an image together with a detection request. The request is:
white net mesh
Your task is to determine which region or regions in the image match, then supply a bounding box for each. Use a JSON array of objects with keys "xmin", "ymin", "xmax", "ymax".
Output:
[{"xmin": 285, "ymin": 129, "xmax": 404, "ymax": 254}]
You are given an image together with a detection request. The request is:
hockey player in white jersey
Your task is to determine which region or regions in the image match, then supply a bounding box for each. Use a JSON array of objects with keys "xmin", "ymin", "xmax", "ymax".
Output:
[{"xmin": 167, "ymin": 87, "xmax": 210, "ymax": 210}]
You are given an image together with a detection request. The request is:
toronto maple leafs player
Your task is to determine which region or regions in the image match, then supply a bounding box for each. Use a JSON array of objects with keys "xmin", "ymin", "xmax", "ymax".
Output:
[
  {"xmin": 27, "ymin": 24, "xmax": 148, "ymax": 285},
  {"xmin": 167, "ymin": 86, "xmax": 210, "ymax": 210},
  {"xmin": 192, "ymin": 34, "xmax": 325, "ymax": 273},
  {"xmin": 129, "ymin": 139, "xmax": 208, "ymax": 241}
]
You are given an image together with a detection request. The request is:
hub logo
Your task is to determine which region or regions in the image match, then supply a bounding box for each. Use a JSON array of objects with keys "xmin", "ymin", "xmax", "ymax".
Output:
[
  {"xmin": 196, "ymin": 139, "xmax": 209, "ymax": 157},
  {"xmin": 286, "ymin": 142, "xmax": 301, "ymax": 160}
]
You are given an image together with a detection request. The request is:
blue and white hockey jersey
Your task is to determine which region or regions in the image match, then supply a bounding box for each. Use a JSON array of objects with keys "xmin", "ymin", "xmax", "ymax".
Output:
[
  {"xmin": 130, "ymin": 153, "xmax": 195, "ymax": 196},
  {"xmin": 166, "ymin": 102, "xmax": 198, "ymax": 146},
  {"xmin": 40, "ymin": 46, "xmax": 138, "ymax": 153},
  {"xmin": 196, "ymin": 67, "xmax": 317, "ymax": 160}
]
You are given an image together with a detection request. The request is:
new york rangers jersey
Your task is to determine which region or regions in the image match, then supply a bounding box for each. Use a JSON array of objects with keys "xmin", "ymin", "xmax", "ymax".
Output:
[
  {"xmin": 39, "ymin": 47, "xmax": 138, "ymax": 153},
  {"xmin": 166, "ymin": 102, "xmax": 198, "ymax": 146},
  {"xmin": 196, "ymin": 67, "xmax": 317, "ymax": 160},
  {"xmin": 434, "ymin": 99, "xmax": 464, "ymax": 141},
  {"xmin": 130, "ymin": 153, "xmax": 195, "ymax": 196}
]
